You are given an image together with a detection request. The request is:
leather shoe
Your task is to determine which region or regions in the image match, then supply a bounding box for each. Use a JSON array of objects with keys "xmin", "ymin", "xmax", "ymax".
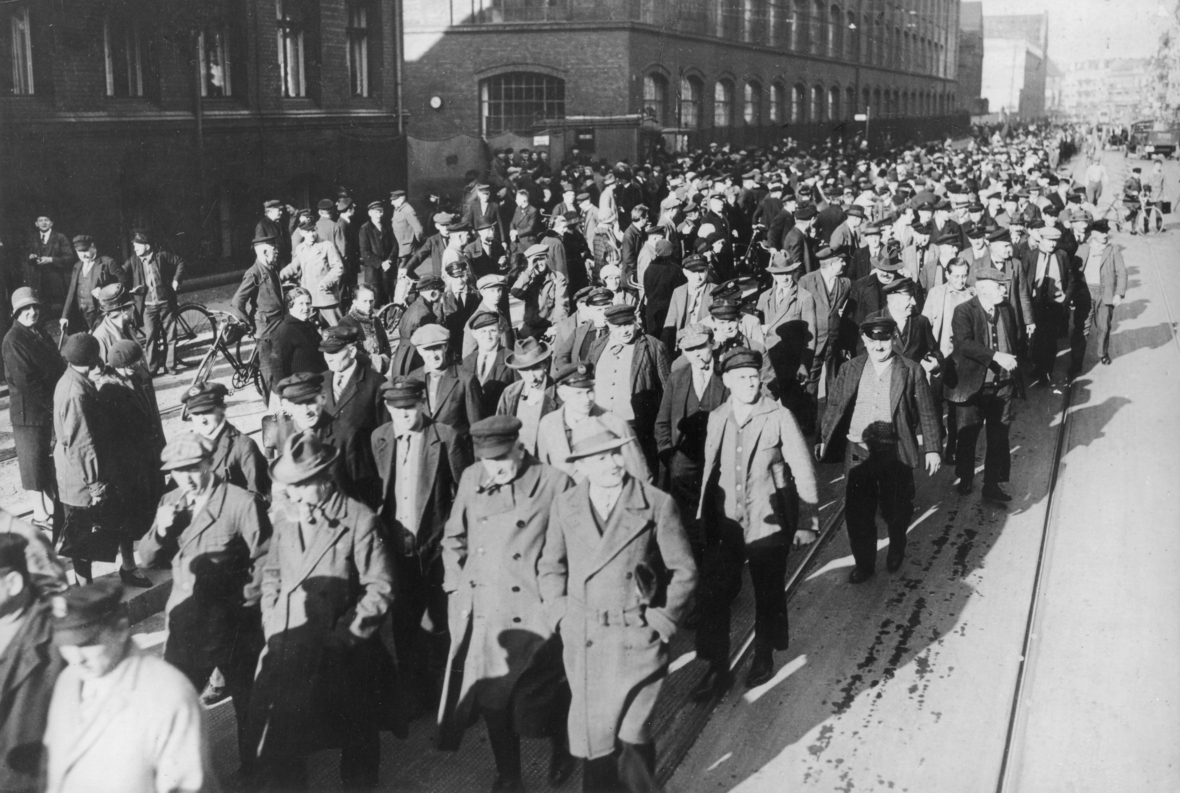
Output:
[
  {"xmin": 171, "ymin": 359, "xmax": 194, "ymax": 370},
  {"xmin": 847, "ymin": 566, "xmax": 874, "ymax": 584},
  {"xmin": 690, "ymin": 665, "xmax": 732, "ymax": 701},
  {"xmin": 119, "ymin": 568, "xmax": 153, "ymax": 588},
  {"xmin": 745, "ymin": 652, "xmax": 775, "ymax": 688},
  {"xmin": 548, "ymin": 746, "xmax": 575, "ymax": 787},
  {"xmin": 886, "ymin": 546, "xmax": 905, "ymax": 572},
  {"xmin": 956, "ymin": 478, "xmax": 973, "ymax": 495},
  {"xmin": 491, "ymin": 775, "xmax": 524, "ymax": 792},
  {"xmin": 982, "ymin": 484, "xmax": 1012, "ymax": 503},
  {"xmin": 1101, "ymin": 355, "xmax": 1112, "ymax": 365}
]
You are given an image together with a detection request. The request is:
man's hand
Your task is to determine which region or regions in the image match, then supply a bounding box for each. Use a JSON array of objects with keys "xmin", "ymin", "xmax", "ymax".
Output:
[
  {"xmin": 796, "ymin": 364, "xmax": 809, "ymax": 385},
  {"xmin": 155, "ymin": 502, "xmax": 183, "ymax": 536},
  {"xmin": 925, "ymin": 452, "xmax": 941, "ymax": 476},
  {"xmin": 920, "ymin": 355, "xmax": 938, "ymax": 374},
  {"xmin": 793, "ymin": 529, "xmax": 818, "ymax": 547},
  {"xmin": 171, "ymin": 280, "xmax": 179, "ymax": 292},
  {"xmin": 1114, "ymin": 295, "xmax": 1124, "ymax": 306},
  {"xmin": 381, "ymin": 260, "xmax": 392, "ymax": 271},
  {"xmin": 59, "ymin": 318, "xmax": 69, "ymax": 329},
  {"xmin": 38, "ymin": 256, "xmax": 53, "ymax": 265},
  {"xmin": 1026, "ymin": 323, "xmax": 1036, "ymax": 337},
  {"xmin": 814, "ymin": 442, "xmax": 825, "ymax": 461},
  {"xmin": 992, "ymin": 351, "xmax": 1018, "ymax": 372}
]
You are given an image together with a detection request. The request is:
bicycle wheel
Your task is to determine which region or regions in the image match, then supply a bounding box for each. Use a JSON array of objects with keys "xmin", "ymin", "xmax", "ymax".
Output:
[
  {"xmin": 377, "ymin": 303, "xmax": 403, "ymax": 338},
  {"xmin": 1146, "ymin": 206, "xmax": 1165, "ymax": 234},
  {"xmin": 175, "ymin": 304, "xmax": 217, "ymax": 363}
]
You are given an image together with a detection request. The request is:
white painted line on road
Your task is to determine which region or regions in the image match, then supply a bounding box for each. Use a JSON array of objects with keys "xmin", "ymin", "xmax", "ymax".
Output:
[
  {"xmin": 743, "ymin": 654, "xmax": 808, "ymax": 704},
  {"xmin": 705, "ymin": 752, "xmax": 733, "ymax": 772}
]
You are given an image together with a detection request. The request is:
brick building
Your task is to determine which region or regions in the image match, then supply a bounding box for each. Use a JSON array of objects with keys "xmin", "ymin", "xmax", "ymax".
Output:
[
  {"xmin": 403, "ymin": 0, "xmax": 963, "ymax": 194},
  {"xmin": 0, "ymin": 0, "xmax": 406, "ymax": 280},
  {"xmin": 957, "ymin": 1, "xmax": 986, "ymax": 116}
]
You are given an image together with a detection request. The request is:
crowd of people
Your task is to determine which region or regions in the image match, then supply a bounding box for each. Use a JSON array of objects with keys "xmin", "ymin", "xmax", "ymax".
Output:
[{"xmin": 0, "ymin": 119, "xmax": 1134, "ymax": 793}]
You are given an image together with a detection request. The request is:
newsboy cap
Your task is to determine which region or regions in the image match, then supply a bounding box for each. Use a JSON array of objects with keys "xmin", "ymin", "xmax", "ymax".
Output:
[
  {"xmin": 62, "ymin": 334, "xmax": 101, "ymax": 367},
  {"xmin": 603, "ymin": 304, "xmax": 636, "ymax": 326},
  {"xmin": 274, "ymin": 372, "xmax": 324, "ymax": 404},
  {"xmin": 159, "ymin": 433, "xmax": 213, "ymax": 471},
  {"xmin": 470, "ymin": 415, "xmax": 522, "ymax": 459},
  {"xmin": 410, "ymin": 323, "xmax": 450, "ymax": 349},
  {"xmin": 107, "ymin": 339, "xmax": 142, "ymax": 368},
  {"xmin": 52, "ymin": 579, "xmax": 125, "ymax": 647},
  {"xmin": 319, "ymin": 325, "xmax": 360, "ymax": 354}
]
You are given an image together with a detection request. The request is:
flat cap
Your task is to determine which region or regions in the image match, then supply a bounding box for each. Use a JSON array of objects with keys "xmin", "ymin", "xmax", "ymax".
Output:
[
  {"xmin": 709, "ymin": 302, "xmax": 742, "ymax": 321},
  {"xmin": 62, "ymin": 334, "xmax": 101, "ymax": 367},
  {"xmin": 477, "ymin": 274, "xmax": 507, "ymax": 290},
  {"xmin": 160, "ymin": 433, "xmax": 213, "ymax": 471},
  {"xmin": 433, "ymin": 212, "xmax": 456, "ymax": 225},
  {"xmin": 794, "ymin": 205, "xmax": 818, "ymax": 221},
  {"xmin": 317, "ymin": 198, "xmax": 335, "ymax": 211},
  {"xmin": 1039, "ymin": 226, "xmax": 1062, "ymax": 241},
  {"xmin": 71, "ymin": 235, "xmax": 94, "ymax": 249},
  {"xmin": 604, "ymin": 304, "xmax": 636, "ymax": 325},
  {"xmin": 418, "ymin": 276, "xmax": 445, "ymax": 292},
  {"xmin": 975, "ymin": 266, "xmax": 1011, "ymax": 284},
  {"xmin": 107, "ymin": 339, "xmax": 142, "ymax": 368},
  {"xmin": 367, "ymin": 200, "xmax": 383, "ymax": 211},
  {"xmin": 555, "ymin": 362, "xmax": 595, "ymax": 388},
  {"xmin": 719, "ymin": 347, "xmax": 762, "ymax": 373},
  {"xmin": 264, "ymin": 199, "xmax": 283, "ymax": 209},
  {"xmin": 389, "ymin": 189, "xmax": 406, "ymax": 199},
  {"xmin": 933, "ymin": 227, "xmax": 962, "ymax": 246},
  {"xmin": 860, "ymin": 317, "xmax": 898, "ymax": 339},
  {"xmin": 471, "ymin": 415, "xmax": 522, "ymax": 459},
  {"xmin": 599, "ymin": 263, "xmax": 621, "ymax": 280},
  {"xmin": 681, "ymin": 254, "xmax": 710, "ymax": 272},
  {"xmin": 410, "ymin": 323, "xmax": 450, "ymax": 348},
  {"xmin": 274, "ymin": 371, "xmax": 324, "ymax": 404},
  {"xmin": 586, "ymin": 287, "xmax": 614, "ymax": 307},
  {"xmin": 181, "ymin": 381, "xmax": 229, "ymax": 414},
  {"xmin": 470, "ymin": 311, "xmax": 500, "ymax": 330},
  {"xmin": 573, "ymin": 286, "xmax": 595, "ymax": 304},
  {"xmin": 52, "ymin": 579, "xmax": 125, "ymax": 646},
  {"xmin": 319, "ymin": 325, "xmax": 360, "ymax": 353},
  {"xmin": 677, "ymin": 323, "xmax": 713, "ymax": 350},
  {"xmin": 523, "ymin": 243, "xmax": 548, "ymax": 260},
  {"xmin": 381, "ymin": 377, "xmax": 426, "ymax": 407}
]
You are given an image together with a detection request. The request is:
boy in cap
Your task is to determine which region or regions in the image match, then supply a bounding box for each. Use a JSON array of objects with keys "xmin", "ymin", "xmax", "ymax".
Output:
[
  {"xmin": 122, "ymin": 229, "xmax": 187, "ymax": 375},
  {"xmin": 183, "ymin": 381, "xmax": 270, "ymax": 501},
  {"xmin": 693, "ymin": 347, "xmax": 819, "ymax": 697},
  {"xmin": 410, "ymin": 323, "xmax": 485, "ymax": 442},
  {"xmin": 60, "ymin": 236, "xmax": 122, "ymax": 333},
  {"xmin": 818, "ymin": 317, "xmax": 942, "ymax": 582},
  {"xmin": 439, "ymin": 416, "xmax": 575, "ymax": 788},
  {"xmin": 139, "ymin": 434, "xmax": 270, "ymax": 776},
  {"xmin": 371, "ymin": 378, "xmax": 468, "ymax": 713},
  {"xmin": 45, "ymin": 580, "xmax": 217, "ymax": 793},
  {"xmin": 539, "ymin": 419, "xmax": 696, "ymax": 791},
  {"xmin": 461, "ymin": 310, "xmax": 518, "ymax": 415},
  {"xmin": 248, "ymin": 433, "xmax": 396, "ymax": 790}
]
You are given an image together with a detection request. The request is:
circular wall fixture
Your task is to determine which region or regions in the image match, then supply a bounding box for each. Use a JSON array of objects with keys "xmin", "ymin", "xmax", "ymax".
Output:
[{"xmin": 429, "ymin": 96, "xmax": 443, "ymax": 110}]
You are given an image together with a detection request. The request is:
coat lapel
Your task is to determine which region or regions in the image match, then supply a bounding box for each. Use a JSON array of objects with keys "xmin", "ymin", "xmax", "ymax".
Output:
[
  {"xmin": 432, "ymin": 369, "xmax": 460, "ymax": 418},
  {"xmin": 62, "ymin": 649, "xmax": 141, "ymax": 773},
  {"xmin": 178, "ymin": 482, "xmax": 228, "ymax": 555},
  {"xmin": 412, "ymin": 426, "xmax": 442, "ymax": 532},
  {"xmin": 583, "ymin": 478, "xmax": 651, "ymax": 581},
  {"xmin": 888, "ymin": 358, "xmax": 907, "ymax": 418},
  {"xmin": 289, "ymin": 495, "xmax": 350, "ymax": 587},
  {"xmin": 332, "ymin": 366, "xmax": 364, "ymax": 416}
]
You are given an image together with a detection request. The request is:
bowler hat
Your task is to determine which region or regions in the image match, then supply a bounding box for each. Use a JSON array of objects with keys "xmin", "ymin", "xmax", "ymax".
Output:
[
  {"xmin": 505, "ymin": 337, "xmax": 552, "ymax": 369},
  {"xmin": 882, "ymin": 277, "xmax": 917, "ymax": 296},
  {"xmin": 159, "ymin": 433, "xmax": 213, "ymax": 471},
  {"xmin": 564, "ymin": 419, "xmax": 630, "ymax": 463},
  {"xmin": 471, "ymin": 415, "xmax": 522, "ymax": 459},
  {"xmin": 270, "ymin": 431, "xmax": 340, "ymax": 486},
  {"xmin": 52, "ymin": 579, "xmax": 125, "ymax": 647}
]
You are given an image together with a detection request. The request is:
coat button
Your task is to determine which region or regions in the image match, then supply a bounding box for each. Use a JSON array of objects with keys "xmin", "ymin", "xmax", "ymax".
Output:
[
  {"xmin": 512, "ymin": 586, "xmax": 520, "ymax": 592},
  {"xmin": 513, "ymin": 617, "xmax": 521, "ymax": 623},
  {"xmin": 586, "ymin": 640, "xmax": 593, "ymax": 647},
  {"xmin": 517, "ymin": 520, "xmax": 526, "ymax": 528},
  {"xmin": 513, "ymin": 553, "xmax": 521, "ymax": 560},
  {"xmin": 478, "ymin": 547, "xmax": 485, "ymax": 555},
  {"xmin": 625, "ymin": 572, "xmax": 632, "ymax": 579}
]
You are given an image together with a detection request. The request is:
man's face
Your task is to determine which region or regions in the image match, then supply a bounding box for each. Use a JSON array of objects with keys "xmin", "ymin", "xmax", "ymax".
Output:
[
  {"xmin": 133, "ymin": 241, "xmax": 150, "ymax": 257},
  {"xmin": 865, "ymin": 335, "xmax": 893, "ymax": 363},
  {"xmin": 575, "ymin": 450, "xmax": 626, "ymax": 489},
  {"xmin": 266, "ymin": 207, "xmax": 282, "ymax": 221},
  {"xmin": 172, "ymin": 461, "xmax": 214, "ymax": 497},
  {"xmin": 35, "ymin": 216, "xmax": 52, "ymax": 232},
  {"xmin": 478, "ymin": 227, "xmax": 495, "ymax": 244},
  {"xmin": 16, "ymin": 305, "xmax": 39, "ymax": 327},
  {"xmin": 886, "ymin": 291, "xmax": 916, "ymax": 317},
  {"xmin": 257, "ymin": 243, "xmax": 277, "ymax": 265},
  {"xmin": 682, "ymin": 342, "xmax": 713, "ymax": 370},
  {"xmin": 558, "ymin": 385, "xmax": 594, "ymax": 416},
  {"xmin": 353, "ymin": 290, "xmax": 375, "ymax": 316},
  {"xmin": 990, "ymin": 241, "xmax": 1012, "ymax": 261},
  {"xmin": 938, "ymin": 244, "xmax": 957, "ymax": 265},
  {"xmin": 866, "ymin": 234, "xmax": 882, "ymax": 251},
  {"xmin": 913, "ymin": 232, "xmax": 930, "ymax": 248},
  {"xmin": 516, "ymin": 193, "xmax": 529, "ymax": 208},
  {"xmin": 480, "ymin": 447, "xmax": 523, "ymax": 484},
  {"xmin": 290, "ymin": 295, "xmax": 313, "ymax": 322},
  {"xmin": 368, "ymin": 208, "xmax": 383, "ymax": 225},
  {"xmin": 418, "ymin": 345, "xmax": 447, "ymax": 372},
  {"xmin": 480, "ymin": 286, "xmax": 504, "ymax": 306},
  {"xmin": 473, "ymin": 324, "xmax": 499, "ymax": 352},
  {"xmin": 1092, "ymin": 230, "xmax": 1109, "ymax": 247},
  {"xmin": 57, "ymin": 623, "xmax": 131, "ymax": 680},
  {"xmin": 947, "ymin": 265, "xmax": 970, "ymax": 292},
  {"xmin": 518, "ymin": 364, "xmax": 546, "ymax": 389},
  {"xmin": 563, "ymin": 190, "xmax": 575, "ymax": 205},
  {"xmin": 284, "ymin": 397, "xmax": 324, "ymax": 431},
  {"xmin": 78, "ymin": 246, "xmax": 97, "ymax": 264},
  {"xmin": 420, "ymin": 287, "xmax": 443, "ymax": 304},
  {"xmin": 190, "ymin": 408, "xmax": 226, "ymax": 436},
  {"xmin": 874, "ymin": 267, "xmax": 897, "ymax": 283},
  {"xmin": 387, "ymin": 404, "xmax": 422, "ymax": 434},
  {"xmin": 1037, "ymin": 237, "xmax": 1056, "ymax": 254},
  {"xmin": 976, "ymin": 279, "xmax": 1007, "ymax": 305},
  {"xmin": 722, "ymin": 368, "xmax": 761, "ymax": 404},
  {"xmin": 608, "ymin": 322, "xmax": 637, "ymax": 345},
  {"xmin": 286, "ymin": 479, "xmax": 332, "ymax": 507},
  {"xmin": 685, "ymin": 269, "xmax": 707, "ymax": 289},
  {"xmin": 477, "ymin": 188, "xmax": 491, "ymax": 202},
  {"xmin": 324, "ymin": 346, "xmax": 357, "ymax": 373}
]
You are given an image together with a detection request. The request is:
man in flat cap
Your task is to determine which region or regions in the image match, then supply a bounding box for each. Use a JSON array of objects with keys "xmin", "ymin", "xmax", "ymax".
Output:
[
  {"xmin": 461, "ymin": 310, "xmax": 517, "ymax": 415},
  {"xmin": 660, "ymin": 254, "xmax": 713, "ymax": 354},
  {"xmin": 1023, "ymin": 224, "xmax": 1070, "ymax": 383},
  {"xmin": 693, "ymin": 347, "xmax": 819, "ymax": 698},
  {"xmin": 1073, "ymin": 219, "xmax": 1126, "ymax": 368},
  {"xmin": 758, "ymin": 250, "xmax": 818, "ymax": 421},
  {"xmin": 945, "ymin": 268, "xmax": 1020, "ymax": 502},
  {"xmin": 319, "ymin": 325, "xmax": 387, "ymax": 504},
  {"xmin": 406, "ymin": 211, "xmax": 456, "ymax": 279},
  {"xmin": 818, "ymin": 317, "xmax": 942, "ymax": 582},
  {"xmin": 539, "ymin": 419, "xmax": 696, "ymax": 792},
  {"xmin": 871, "ymin": 278, "xmax": 943, "ymax": 378},
  {"xmin": 139, "ymin": 434, "xmax": 270, "ymax": 779},
  {"xmin": 438, "ymin": 415, "xmax": 575, "ymax": 789},
  {"xmin": 779, "ymin": 203, "xmax": 817, "ymax": 273},
  {"xmin": 232, "ymin": 230, "xmax": 287, "ymax": 400},
  {"xmin": 256, "ymin": 199, "xmax": 295, "ymax": 266},
  {"xmin": 89, "ymin": 283, "xmax": 137, "ymax": 366},
  {"xmin": 122, "ymin": 229, "xmax": 187, "ymax": 375},
  {"xmin": 183, "ymin": 381, "xmax": 270, "ymax": 502},
  {"xmin": 512, "ymin": 243, "xmax": 569, "ymax": 338},
  {"xmin": 371, "ymin": 378, "xmax": 467, "ymax": 712},
  {"xmin": 553, "ymin": 286, "xmax": 613, "ymax": 370},
  {"xmin": 799, "ymin": 244, "xmax": 853, "ymax": 402},
  {"xmin": 388, "ymin": 270, "xmax": 440, "ymax": 377},
  {"xmin": 592, "ymin": 303, "xmax": 668, "ymax": 470},
  {"xmin": 463, "ymin": 274, "xmax": 515, "ymax": 358},
  {"xmin": 60, "ymin": 236, "xmax": 122, "ymax": 333},
  {"xmin": 314, "ymin": 197, "xmax": 348, "ymax": 266},
  {"xmin": 283, "ymin": 220, "xmax": 345, "ymax": 326},
  {"xmin": 847, "ymin": 241, "xmax": 905, "ymax": 351},
  {"xmin": 509, "ymin": 189, "xmax": 543, "ymax": 257},
  {"xmin": 45, "ymin": 580, "xmax": 216, "ymax": 793},
  {"xmin": 0, "ymin": 534, "xmax": 64, "ymax": 793},
  {"xmin": 463, "ymin": 182, "xmax": 505, "ymax": 249},
  {"xmin": 410, "ymin": 323, "xmax": 485, "ymax": 444},
  {"xmin": 248, "ymin": 433, "xmax": 397, "ymax": 789},
  {"xmin": 359, "ymin": 200, "xmax": 396, "ymax": 304},
  {"xmin": 496, "ymin": 337, "xmax": 559, "ymax": 454}
]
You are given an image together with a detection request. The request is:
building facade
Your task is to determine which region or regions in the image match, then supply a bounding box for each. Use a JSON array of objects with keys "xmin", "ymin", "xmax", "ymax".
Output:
[
  {"xmin": 1060, "ymin": 58, "xmax": 1152, "ymax": 125},
  {"xmin": 403, "ymin": 0, "xmax": 963, "ymax": 192},
  {"xmin": 980, "ymin": 12, "xmax": 1048, "ymax": 120},
  {"xmin": 0, "ymin": 0, "xmax": 406, "ymax": 278},
  {"xmin": 957, "ymin": 1, "xmax": 986, "ymax": 115}
]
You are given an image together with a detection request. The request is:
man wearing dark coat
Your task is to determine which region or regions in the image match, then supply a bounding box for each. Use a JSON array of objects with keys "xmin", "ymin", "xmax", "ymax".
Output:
[
  {"xmin": 817, "ymin": 317, "xmax": 942, "ymax": 582},
  {"xmin": 24, "ymin": 215, "xmax": 75, "ymax": 311},
  {"xmin": 799, "ymin": 247, "xmax": 852, "ymax": 402},
  {"xmin": 254, "ymin": 199, "xmax": 294, "ymax": 265},
  {"xmin": 183, "ymin": 382, "xmax": 270, "ymax": 502},
  {"xmin": 231, "ymin": 233, "xmax": 287, "ymax": 400},
  {"xmin": 59, "ymin": 235, "xmax": 121, "ymax": 333},
  {"xmin": 438, "ymin": 416, "xmax": 575, "ymax": 790},
  {"xmin": 846, "ymin": 246, "xmax": 904, "ymax": 352},
  {"xmin": 358, "ymin": 200, "xmax": 396, "ymax": 305},
  {"xmin": 641, "ymin": 245, "xmax": 687, "ymax": 334},
  {"xmin": 460, "ymin": 310, "xmax": 518, "ymax": 416},
  {"xmin": 409, "ymin": 323, "xmax": 485, "ymax": 444},
  {"xmin": 319, "ymin": 325, "xmax": 388, "ymax": 507},
  {"xmin": 122, "ymin": 229, "xmax": 187, "ymax": 375}
]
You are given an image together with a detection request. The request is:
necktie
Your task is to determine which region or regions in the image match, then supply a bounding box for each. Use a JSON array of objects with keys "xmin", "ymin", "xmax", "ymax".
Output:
[
  {"xmin": 398, "ymin": 435, "xmax": 412, "ymax": 471},
  {"xmin": 334, "ymin": 372, "xmax": 347, "ymax": 399},
  {"xmin": 479, "ymin": 354, "xmax": 492, "ymax": 383}
]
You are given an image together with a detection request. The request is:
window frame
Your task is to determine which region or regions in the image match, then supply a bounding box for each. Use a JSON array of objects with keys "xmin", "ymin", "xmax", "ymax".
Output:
[
  {"xmin": 103, "ymin": 14, "xmax": 144, "ymax": 98},
  {"xmin": 197, "ymin": 28, "xmax": 233, "ymax": 98},
  {"xmin": 713, "ymin": 78, "xmax": 734, "ymax": 128},
  {"xmin": 9, "ymin": 6, "xmax": 33, "ymax": 95},
  {"xmin": 346, "ymin": 1, "xmax": 371, "ymax": 98},
  {"xmin": 643, "ymin": 72, "xmax": 670, "ymax": 126},
  {"xmin": 276, "ymin": 0, "xmax": 306, "ymax": 99},
  {"xmin": 743, "ymin": 80, "xmax": 762, "ymax": 126},
  {"xmin": 679, "ymin": 74, "xmax": 703, "ymax": 129},
  {"xmin": 769, "ymin": 81, "xmax": 784, "ymax": 123},
  {"xmin": 480, "ymin": 71, "xmax": 566, "ymax": 136}
]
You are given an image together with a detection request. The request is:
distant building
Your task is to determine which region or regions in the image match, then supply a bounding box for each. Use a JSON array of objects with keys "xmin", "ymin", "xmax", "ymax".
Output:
[
  {"xmin": 957, "ymin": 2, "xmax": 987, "ymax": 116},
  {"xmin": 980, "ymin": 12, "xmax": 1048, "ymax": 119},
  {"xmin": 1060, "ymin": 59, "xmax": 1151, "ymax": 124}
]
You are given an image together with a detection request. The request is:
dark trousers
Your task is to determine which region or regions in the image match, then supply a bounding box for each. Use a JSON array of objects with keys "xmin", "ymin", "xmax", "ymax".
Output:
[
  {"xmin": 583, "ymin": 741, "xmax": 660, "ymax": 793},
  {"xmin": 142, "ymin": 301, "xmax": 178, "ymax": 371},
  {"xmin": 1030, "ymin": 302, "xmax": 1063, "ymax": 377},
  {"xmin": 257, "ymin": 336, "xmax": 276, "ymax": 403},
  {"xmin": 843, "ymin": 442, "xmax": 916, "ymax": 573},
  {"xmin": 695, "ymin": 519, "xmax": 790, "ymax": 665},
  {"xmin": 664, "ymin": 450, "xmax": 705, "ymax": 546},
  {"xmin": 391, "ymin": 552, "xmax": 449, "ymax": 711},
  {"xmin": 483, "ymin": 707, "xmax": 522, "ymax": 781},
  {"xmin": 954, "ymin": 383, "xmax": 1014, "ymax": 486},
  {"xmin": 1086, "ymin": 286, "xmax": 1115, "ymax": 359},
  {"xmin": 1068, "ymin": 288, "xmax": 1093, "ymax": 372},
  {"xmin": 258, "ymin": 727, "xmax": 380, "ymax": 791}
]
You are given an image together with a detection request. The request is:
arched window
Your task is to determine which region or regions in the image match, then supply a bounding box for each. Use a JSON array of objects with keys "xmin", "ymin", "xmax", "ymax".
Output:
[
  {"xmin": 862, "ymin": 86, "xmax": 871, "ymax": 114},
  {"xmin": 643, "ymin": 73, "xmax": 669, "ymax": 125},
  {"xmin": 846, "ymin": 11, "xmax": 857, "ymax": 60},
  {"xmin": 792, "ymin": 0, "xmax": 805, "ymax": 52},
  {"xmin": 480, "ymin": 72, "xmax": 565, "ymax": 135},
  {"xmin": 812, "ymin": 0, "xmax": 825, "ymax": 55},
  {"xmin": 873, "ymin": 87, "xmax": 882, "ymax": 113},
  {"xmin": 744, "ymin": 80, "xmax": 762, "ymax": 125},
  {"xmin": 828, "ymin": 4, "xmax": 840, "ymax": 56},
  {"xmin": 714, "ymin": 79, "xmax": 734, "ymax": 127},
  {"xmin": 846, "ymin": 86, "xmax": 855, "ymax": 117},
  {"xmin": 828, "ymin": 85, "xmax": 840, "ymax": 121},
  {"xmin": 792, "ymin": 83, "xmax": 805, "ymax": 122},
  {"xmin": 679, "ymin": 75, "xmax": 703, "ymax": 128},
  {"xmin": 811, "ymin": 84, "xmax": 823, "ymax": 121},
  {"xmin": 742, "ymin": 0, "xmax": 756, "ymax": 43},
  {"xmin": 770, "ymin": 82, "xmax": 785, "ymax": 122}
]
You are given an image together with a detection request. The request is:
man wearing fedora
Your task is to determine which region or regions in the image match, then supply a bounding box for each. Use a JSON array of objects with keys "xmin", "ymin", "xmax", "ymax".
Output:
[
  {"xmin": 512, "ymin": 243, "xmax": 569, "ymax": 340},
  {"xmin": 462, "ymin": 311, "xmax": 518, "ymax": 416},
  {"xmin": 231, "ymin": 231, "xmax": 287, "ymax": 400},
  {"xmin": 59, "ymin": 235, "xmax": 122, "ymax": 333},
  {"xmin": 540, "ymin": 419, "xmax": 697, "ymax": 792},
  {"xmin": 847, "ymin": 241, "xmax": 905, "ymax": 352},
  {"xmin": 438, "ymin": 416, "xmax": 576, "ymax": 790},
  {"xmin": 122, "ymin": 229, "xmax": 187, "ymax": 376},
  {"xmin": 757, "ymin": 249, "xmax": 818, "ymax": 423},
  {"xmin": 496, "ymin": 337, "xmax": 559, "ymax": 454},
  {"xmin": 463, "ymin": 183, "xmax": 505, "ymax": 247},
  {"xmin": 817, "ymin": 317, "xmax": 942, "ymax": 582},
  {"xmin": 44, "ymin": 580, "xmax": 216, "ymax": 793},
  {"xmin": 249, "ymin": 432, "xmax": 397, "ymax": 790},
  {"xmin": 182, "ymin": 381, "xmax": 270, "ymax": 502},
  {"xmin": 693, "ymin": 348, "xmax": 819, "ymax": 698},
  {"xmin": 139, "ymin": 433, "xmax": 270, "ymax": 779},
  {"xmin": 828, "ymin": 204, "xmax": 865, "ymax": 257},
  {"xmin": 799, "ymin": 245, "xmax": 852, "ymax": 405}
]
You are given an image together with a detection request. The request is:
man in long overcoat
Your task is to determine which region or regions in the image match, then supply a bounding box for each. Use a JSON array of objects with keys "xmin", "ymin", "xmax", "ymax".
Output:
[
  {"xmin": 438, "ymin": 416, "xmax": 576, "ymax": 790},
  {"xmin": 539, "ymin": 420, "xmax": 697, "ymax": 792},
  {"xmin": 248, "ymin": 432, "xmax": 397, "ymax": 790},
  {"xmin": 183, "ymin": 382, "xmax": 270, "ymax": 501}
]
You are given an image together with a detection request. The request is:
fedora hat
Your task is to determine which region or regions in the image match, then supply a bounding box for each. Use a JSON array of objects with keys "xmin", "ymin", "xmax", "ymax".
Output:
[
  {"xmin": 97, "ymin": 284, "xmax": 134, "ymax": 314},
  {"xmin": 766, "ymin": 250, "xmax": 802, "ymax": 274},
  {"xmin": 564, "ymin": 419, "xmax": 631, "ymax": 463},
  {"xmin": 269, "ymin": 431, "xmax": 340, "ymax": 486},
  {"xmin": 505, "ymin": 337, "xmax": 552, "ymax": 369}
]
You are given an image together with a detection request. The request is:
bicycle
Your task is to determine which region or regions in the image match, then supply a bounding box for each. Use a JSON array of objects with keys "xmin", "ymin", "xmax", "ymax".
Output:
[{"xmin": 178, "ymin": 307, "xmax": 264, "ymax": 418}]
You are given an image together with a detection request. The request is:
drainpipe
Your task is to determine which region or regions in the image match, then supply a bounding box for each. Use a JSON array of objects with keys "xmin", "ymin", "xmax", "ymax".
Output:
[{"xmin": 394, "ymin": 0, "xmax": 405, "ymax": 136}]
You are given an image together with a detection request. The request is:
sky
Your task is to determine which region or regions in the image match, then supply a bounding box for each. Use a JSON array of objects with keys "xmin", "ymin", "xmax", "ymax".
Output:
[{"xmin": 981, "ymin": 0, "xmax": 1172, "ymax": 64}]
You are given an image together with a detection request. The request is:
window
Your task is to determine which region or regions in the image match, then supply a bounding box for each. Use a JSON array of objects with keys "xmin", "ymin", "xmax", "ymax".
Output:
[
  {"xmin": 347, "ymin": 2, "xmax": 370, "ymax": 97},
  {"xmin": 713, "ymin": 79, "xmax": 733, "ymax": 127},
  {"xmin": 770, "ymin": 82, "xmax": 784, "ymax": 122},
  {"xmin": 679, "ymin": 75, "xmax": 702, "ymax": 128},
  {"xmin": 828, "ymin": 5, "xmax": 840, "ymax": 56},
  {"xmin": 198, "ymin": 29, "xmax": 232, "ymax": 97},
  {"xmin": 767, "ymin": 1, "xmax": 779, "ymax": 46},
  {"xmin": 742, "ymin": 0, "xmax": 756, "ymax": 42},
  {"xmin": 846, "ymin": 86, "xmax": 855, "ymax": 117},
  {"xmin": 104, "ymin": 16, "xmax": 143, "ymax": 97},
  {"xmin": 9, "ymin": 8, "xmax": 33, "ymax": 95},
  {"xmin": 811, "ymin": 84, "xmax": 823, "ymax": 121},
  {"xmin": 828, "ymin": 86, "xmax": 840, "ymax": 121},
  {"xmin": 743, "ymin": 81, "xmax": 761, "ymax": 125},
  {"xmin": 480, "ymin": 72, "xmax": 565, "ymax": 135},
  {"xmin": 643, "ymin": 73, "xmax": 669, "ymax": 125},
  {"xmin": 276, "ymin": 0, "xmax": 305, "ymax": 98},
  {"xmin": 862, "ymin": 87, "xmax": 870, "ymax": 115},
  {"xmin": 846, "ymin": 12, "xmax": 857, "ymax": 60},
  {"xmin": 792, "ymin": 0, "xmax": 804, "ymax": 51},
  {"xmin": 792, "ymin": 83, "xmax": 805, "ymax": 122},
  {"xmin": 811, "ymin": 0, "xmax": 824, "ymax": 54}
]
